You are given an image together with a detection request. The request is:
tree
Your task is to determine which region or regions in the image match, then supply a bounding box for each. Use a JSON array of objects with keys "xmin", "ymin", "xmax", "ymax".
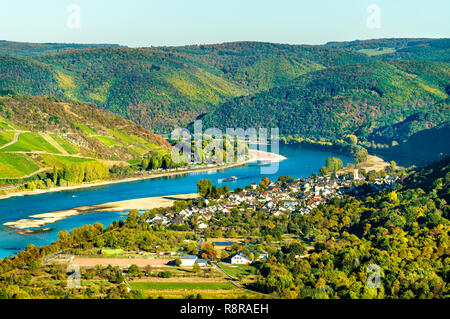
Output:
[
  {"xmin": 193, "ymin": 262, "xmax": 200, "ymax": 273},
  {"xmin": 197, "ymin": 179, "xmax": 213, "ymax": 197},
  {"xmin": 52, "ymin": 166, "xmax": 58, "ymax": 184},
  {"xmin": 354, "ymin": 147, "xmax": 368, "ymax": 165},
  {"xmin": 260, "ymin": 177, "xmax": 270, "ymax": 188},
  {"xmin": 346, "ymin": 134, "xmax": 358, "ymax": 145},
  {"xmin": 174, "ymin": 258, "xmax": 182, "ymax": 267},
  {"xmin": 128, "ymin": 264, "xmax": 141, "ymax": 276}
]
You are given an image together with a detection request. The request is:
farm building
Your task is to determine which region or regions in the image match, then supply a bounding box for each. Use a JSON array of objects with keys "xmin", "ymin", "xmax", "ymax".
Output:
[
  {"xmin": 179, "ymin": 255, "xmax": 198, "ymax": 266},
  {"xmin": 178, "ymin": 255, "xmax": 208, "ymax": 267},
  {"xmin": 230, "ymin": 253, "xmax": 252, "ymax": 265}
]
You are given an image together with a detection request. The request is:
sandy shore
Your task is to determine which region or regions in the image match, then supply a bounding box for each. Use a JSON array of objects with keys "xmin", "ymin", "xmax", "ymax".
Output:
[
  {"xmin": 0, "ymin": 149, "xmax": 285, "ymax": 200},
  {"xmin": 3, "ymin": 193, "xmax": 199, "ymax": 230},
  {"xmin": 1, "ymin": 149, "xmax": 285, "ymax": 230},
  {"xmin": 338, "ymin": 155, "xmax": 390, "ymax": 174}
]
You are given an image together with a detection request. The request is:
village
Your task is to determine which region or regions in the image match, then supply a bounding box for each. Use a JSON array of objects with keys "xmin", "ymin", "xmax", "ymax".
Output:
[{"xmin": 145, "ymin": 168, "xmax": 400, "ymax": 266}]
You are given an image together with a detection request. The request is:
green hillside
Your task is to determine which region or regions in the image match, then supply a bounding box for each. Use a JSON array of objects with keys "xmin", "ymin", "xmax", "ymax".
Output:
[
  {"xmin": 325, "ymin": 38, "xmax": 450, "ymax": 62},
  {"xmin": 0, "ymin": 94, "xmax": 170, "ymax": 181},
  {"xmin": 200, "ymin": 61, "xmax": 449, "ymax": 140},
  {"xmin": 0, "ymin": 42, "xmax": 372, "ymax": 132},
  {"xmin": 369, "ymin": 100, "xmax": 450, "ymax": 145},
  {"xmin": 0, "ymin": 40, "xmax": 121, "ymax": 57}
]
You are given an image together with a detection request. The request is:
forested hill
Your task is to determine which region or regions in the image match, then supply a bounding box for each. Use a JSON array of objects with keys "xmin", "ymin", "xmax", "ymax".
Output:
[
  {"xmin": 324, "ymin": 38, "xmax": 450, "ymax": 62},
  {"xmin": 0, "ymin": 42, "xmax": 372, "ymax": 132},
  {"xmin": 0, "ymin": 40, "xmax": 122, "ymax": 57},
  {"xmin": 0, "ymin": 39, "xmax": 448, "ymax": 137},
  {"xmin": 0, "ymin": 94, "xmax": 170, "ymax": 181},
  {"xmin": 200, "ymin": 61, "xmax": 449, "ymax": 139}
]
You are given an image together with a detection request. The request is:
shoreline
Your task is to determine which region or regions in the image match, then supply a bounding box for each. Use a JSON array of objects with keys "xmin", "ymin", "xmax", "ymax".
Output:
[
  {"xmin": 0, "ymin": 149, "xmax": 286, "ymax": 201},
  {"xmin": 3, "ymin": 193, "xmax": 200, "ymax": 230}
]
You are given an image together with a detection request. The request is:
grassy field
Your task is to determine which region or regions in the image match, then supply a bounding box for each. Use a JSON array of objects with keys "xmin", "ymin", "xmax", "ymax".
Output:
[
  {"xmin": 0, "ymin": 131, "xmax": 14, "ymax": 147},
  {"xmin": 107, "ymin": 129, "xmax": 167, "ymax": 156},
  {"xmin": 50, "ymin": 134, "xmax": 79, "ymax": 154},
  {"xmin": 0, "ymin": 153, "xmax": 40, "ymax": 178},
  {"xmin": 74, "ymin": 123, "xmax": 98, "ymax": 135},
  {"xmin": 40, "ymin": 154, "xmax": 95, "ymax": 168},
  {"xmin": 96, "ymin": 135, "xmax": 118, "ymax": 147},
  {"xmin": 129, "ymin": 281, "xmax": 235, "ymax": 290},
  {"xmin": 1, "ymin": 132, "xmax": 61, "ymax": 153},
  {"xmin": 139, "ymin": 290, "xmax": 258, "ymax": 299},
  {"xmin": 129, "ymin": 279, "xmax": 260, "ymax": 299},
  {"xmin": 358, "ymin": 47, "xmax": 396, "ymax": 56},
  {"xmin": 101, "ymin": 248, "xmax": 124, "ymax": 255},
  {"xmin": 217, "ymin": 263, "xmax": 257, "ymax": 278}
]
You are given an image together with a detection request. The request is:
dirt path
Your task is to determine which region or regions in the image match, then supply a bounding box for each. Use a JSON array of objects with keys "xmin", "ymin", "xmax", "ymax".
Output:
[
  {"xmin": 18, "ymin": 167, "xmax": 52, "ymax": 179},
  {"xmin": 213, "ymin": 262, "xmax": 243, "ymax": 289},
  {"xmin": 40, "ymin": 133, "xmax": 68, "ymax": 154},
  {"xmin": 0, "ymin": 132, "xmax": 21, "ymax": 150}
]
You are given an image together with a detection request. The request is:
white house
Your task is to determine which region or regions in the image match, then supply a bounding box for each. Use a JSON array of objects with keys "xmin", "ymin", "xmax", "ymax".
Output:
[
  {"xmin": 179, "ymin": 255, "xmax": 198, "ymax": 266},
  {"xmin": 198, "ymin": 222, "xmax": 208, "ymax": 229},
  {"xmin": 178, "ymin": 255, "xmax": 208, "ymax": 267},
  {"xmin": 230, "ymin": 253, "xmax": 252, "ymax": 265}
]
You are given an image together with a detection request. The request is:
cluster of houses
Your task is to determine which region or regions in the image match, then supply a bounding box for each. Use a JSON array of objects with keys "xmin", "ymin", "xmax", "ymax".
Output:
[
  {"xmin": 145, "ymin": 170, "xmax": 401, "ymax": 268},
  {"xmin": 146, "ymin": 170, "xmax": 399, "ymax": 228}
]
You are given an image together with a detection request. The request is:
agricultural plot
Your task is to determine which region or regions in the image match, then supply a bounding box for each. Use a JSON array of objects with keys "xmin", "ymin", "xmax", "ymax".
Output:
[
  {"xmin": 0, "ymin": 131, "xmax": 14, "ymax": 147},
  {"xmin": 107, "ymin": 129, "xmax": 167, "ymax": 156},
  {"xmin": 74, "ymin": 123, "xmax": 98, "ymax": 135},
  {"xmin": 217, "ymin": 263, "xmax": 257, "ymax": 278},
  {"xmin": 129, "ymin": 279, "xmax": 258, "ymax": 299},
  {"xmin": 96, "ymin": 135, "xmax": 118, "ymax": 147},
  {"xmin": 1, "ymin": 132, "xmax": 61, "ymax": 153},
  {"xmin": 130, "ymin": 281, "xmax": 235, "ymax": 290},
  {"xmin": 40, "ymin": 154, "xmax": 95, "ymax": 168},
  {"xmin": 50, "ymin": 134, "xmax": 79, "ymax": 154},
  {"xmin": 357, "ymin": 47, "xmax": 396, "ymax": 56},
  {"xmin": 0, "ymin": 153, "xmax": 40, "ymax": 178}
]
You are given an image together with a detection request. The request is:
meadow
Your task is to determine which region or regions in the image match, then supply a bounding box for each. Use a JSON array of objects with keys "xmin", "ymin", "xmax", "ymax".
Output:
[{"xmin": 0, "ymin": 153, "xmax": 40, "ymax": 178}]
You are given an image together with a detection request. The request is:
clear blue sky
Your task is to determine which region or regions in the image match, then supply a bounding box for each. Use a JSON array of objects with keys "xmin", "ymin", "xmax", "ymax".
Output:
[{"xmin": 0, "ymin": 0, "xmax": 448, "ymax": 47}]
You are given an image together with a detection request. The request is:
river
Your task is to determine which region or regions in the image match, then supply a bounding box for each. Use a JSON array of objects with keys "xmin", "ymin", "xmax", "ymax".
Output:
[{"xmin": 0, "ymin": 144, "xmax": 357, "ymax": 258}]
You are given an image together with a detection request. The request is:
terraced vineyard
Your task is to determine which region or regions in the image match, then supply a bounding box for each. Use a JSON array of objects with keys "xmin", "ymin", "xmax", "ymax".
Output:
[{"xmin": 0, "ymin": 94, "xmax": 170, "ymax": 181}]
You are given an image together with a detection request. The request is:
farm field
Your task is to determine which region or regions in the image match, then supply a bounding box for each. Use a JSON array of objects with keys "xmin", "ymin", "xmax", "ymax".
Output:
[
  {"xmin": 0, "ymin": 153, "xmax": 41, "ymax": 178},
  {"xmin": 50, "ymin": 134, "xmax": 79, "ymax": 154},
  {"xmin": 129, "ymin": 278, "xmax": 261, "ymax": 299},
  {"xmin": 216, "ymin": 263, "xmax": 257, "ymax": 278},
  {"xmin": 1, "ymin": 132, "xmax": 61, "ymax": 153},
  {"xmin": 70, "ymin": 257, "xmax": 171, "ymax": 267},
  {"xmin": 74, "ymin": 123, "xmax": 98, "ymax": 135},
  {"xmin": 357, "ymin": 47, "xmax": 396, "ymax": 56},
  {"xmin": 96, "ymin": 135, "xmax": 118, "ymax": 147},
  {"xmin": 0, "ymin": 131, "xmax": 14, "ymax": 147},
  {"xmin": 129, "ymin": 281, "xmax": 235, "ymax": 290},
  {"xmin": 40, "ymin": 154, "xmax": 95, "ymax": 168}
]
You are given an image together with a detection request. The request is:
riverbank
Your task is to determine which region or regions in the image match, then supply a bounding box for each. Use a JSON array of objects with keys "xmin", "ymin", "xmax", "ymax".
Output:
[
  {"xmin": 0, "ymin": 149, "xmax": 286, "ymax": 200},
  {"xmin": 3, "ymin": 193, "xmax": 199, "ymax": 230},
  {"xmin": 337, "ymin": 155, "xmax": 390, "ymax": 175}
]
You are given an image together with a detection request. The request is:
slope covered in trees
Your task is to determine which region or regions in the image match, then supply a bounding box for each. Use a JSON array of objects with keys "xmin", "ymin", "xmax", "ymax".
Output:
[
  {"xmin": 0, "ymin": 43, "xmax": 372, "ymax": 132},
  {"xmin": 325, "ymin": 38, "xmax": 450, "ymax": 62},
  {"xmin": 0, "ymin": 40, "xmax": 121, "ymax": 57},
  {"xmin": 200, "ymin": 61, "xmax": 449, "ymax": 140}
]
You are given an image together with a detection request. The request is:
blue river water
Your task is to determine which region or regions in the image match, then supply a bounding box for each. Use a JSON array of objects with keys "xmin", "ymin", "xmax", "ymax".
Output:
[{"xmin": 0, "ymin": 144, "xmax": 356, "ymax": 258}]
